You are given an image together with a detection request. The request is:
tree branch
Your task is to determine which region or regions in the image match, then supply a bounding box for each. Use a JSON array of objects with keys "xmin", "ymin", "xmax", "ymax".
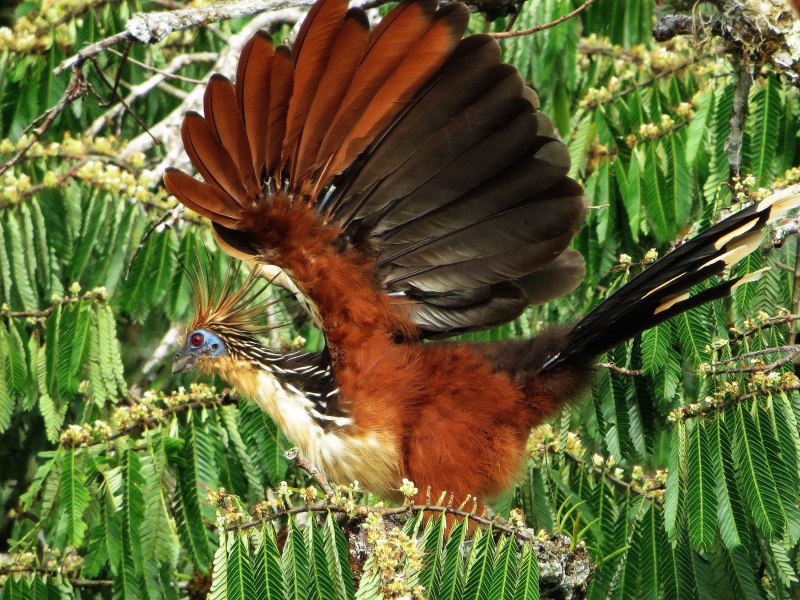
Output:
[
  {"xmin": 708, "ymin": 344, "xmax": 800, "ymax": 374},
  {"xmin": 725, "ymin": 65, "xmax": 754, "ymax": 190},
  {"xmin": 79, "ymin": 391, "xmax": 239, "ymax": 447},
  {"xmin": 88, "ymin": 52, "xmax": 216, "ymax": 136},
  {"xmin": 120, "ymin": 8, "xmax": 304, "ymax": 172},
  {"xmin": 284, "ymin": 447, "xmax": 335, "ymax": 496},
  {"xmin": 594, "ymin": 362, "xmax": 642, "ymax": 376},
  {"xmin": 488, "ymin": 0, "xmax": 595, "ymax": 39},
  {"xmin": 55, "ymin": 0, "xmax": 398, "ymax": 76},
  {"xmin": 0, "ymin": 69, "xmax": 86, "ymax": 178}
]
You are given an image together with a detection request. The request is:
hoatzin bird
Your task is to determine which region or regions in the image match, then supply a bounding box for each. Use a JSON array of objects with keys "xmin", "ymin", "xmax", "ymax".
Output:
[{"xmin": 165, "ymin": 0, "xmax": 800, "ymax": 505}]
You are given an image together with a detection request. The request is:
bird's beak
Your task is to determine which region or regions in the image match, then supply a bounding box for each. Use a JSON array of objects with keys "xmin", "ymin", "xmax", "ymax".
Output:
[{"xmin": 172, "ymin": 349, "xmax": 197, "ymax": 374}]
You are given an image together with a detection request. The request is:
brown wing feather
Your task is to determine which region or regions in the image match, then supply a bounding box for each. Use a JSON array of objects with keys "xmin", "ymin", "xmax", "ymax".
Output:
[
  {"xmin": 284, "ymin": 0, "xmax": 349, "ymax": 185},
  {"xmin": 181, "ymin": 112, "xmax": 248, "ymax": 207},
  {"xmin": 167, "ymin": 0, "xmax": 590, "ymax": 338},
  {"xmin": 164, "ymin": 169, "xmax": 243, "ymax": 229},
  {"xmin": 235, "ymin": 32, "xmax": 274, "ymax": 178},
  {"xmin": 313, "ymin": 1, "xmax": 435, "ymax": 180},
  {"xmin": 294, "ymin": 10, "xmax": 370, "ymax": 190},
  {"xmin": 204, "ymin": 75, "xmax": 258, "ymax": 197},
  {"xmin": 326, "ymin": 3, "xmax": 469, "ymax": 180},
  {"xmin": 267, "ymin": 46, "xmax": 294, "ymax": 182}
]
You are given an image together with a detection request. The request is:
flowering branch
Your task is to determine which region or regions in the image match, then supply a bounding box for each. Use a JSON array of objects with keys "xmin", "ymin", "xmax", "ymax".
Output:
[
  {"xmin": 707, "ymin": 344, "xmax": 800, "ymax": 374},
  {"xmin": 59, "ymin": 385, "xmax": 239, "ymax": 448}
]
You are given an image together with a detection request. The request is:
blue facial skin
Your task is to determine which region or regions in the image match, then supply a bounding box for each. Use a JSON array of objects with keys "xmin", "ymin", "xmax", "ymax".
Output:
[{"xmin": 172, "ymin": 329, "xmax": 227, "ymax": 374}]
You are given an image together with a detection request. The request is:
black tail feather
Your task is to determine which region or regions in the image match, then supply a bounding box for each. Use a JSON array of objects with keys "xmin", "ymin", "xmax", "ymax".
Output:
[{"xmin": 541, "ymin": 188, "xmax": 800, "ymax": 372}]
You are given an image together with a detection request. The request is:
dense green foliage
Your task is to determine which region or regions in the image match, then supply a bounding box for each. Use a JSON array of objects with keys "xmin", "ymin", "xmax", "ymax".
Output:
[{"xmin": 0, "ymin": 0, "xmax": 799, "ymax": 598}]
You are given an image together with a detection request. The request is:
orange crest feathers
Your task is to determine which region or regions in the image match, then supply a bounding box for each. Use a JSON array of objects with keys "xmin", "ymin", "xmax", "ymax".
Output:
[{"xmin": 187, "ymin": 259, "xmax": 280, "ymax": 336}]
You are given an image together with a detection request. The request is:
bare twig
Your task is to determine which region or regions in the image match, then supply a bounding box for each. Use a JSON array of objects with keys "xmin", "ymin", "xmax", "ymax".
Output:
[
  {"xmin": 580, "ymin": 55, "xmax": 710, "ymax": 111},
  {"xmin": 2, "ymin": 292, "xmax": 110, "ymax": 320},
  {"xmin": 488, "ymin": 0, "xmax": 595, "ymax": 39},
  {"xmin": 594, "ymin": 362, "xmax": 642, "ymax": 376},
  {"xmin": 109, "ymin": 48, "xmax": 211, "ymax": 84},
  {"xmin": 55, "ymin": 30, "xmax": 131, "ymax": 76},
  {"xmin": 0, "ymin": 567, "xmax": 115, "ymax": 589},
  {"xmin": 725, "ymin": 66, "xmax": 754, "ymax": 192},
  {"xmin": 88, "ymin": 52, "xmax": 216, "ymax": 136},
  {"xmin": 120, "ymin": 8, "xmax": 304, "ymax": 171},
  {"xmin": 0, "ymin": 69, "xmax": 86, "ymax": 178},
  {"xmin": 90, "ymin": 56, "xmax": 160, "ymax": 147},
  {"xmin": 284, "ymin": 447, "xmax": 334, "ymax": 497}
]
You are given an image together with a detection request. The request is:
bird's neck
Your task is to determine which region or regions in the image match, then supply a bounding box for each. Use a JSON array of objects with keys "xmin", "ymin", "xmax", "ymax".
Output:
[
  {"xmin": 248, "ymin": 197, "xmax": 418, "ymax": 355},
  {"xmin": 212, "ymin": 356, "xmax": 402, "ymax": 495}
]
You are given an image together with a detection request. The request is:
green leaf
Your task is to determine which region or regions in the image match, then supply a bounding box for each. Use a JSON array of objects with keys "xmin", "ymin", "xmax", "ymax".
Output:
[
  {"xmin": 676, "ymin": 306, "xmax": 711, "ymax": 366},
  {"xmin": 638, "ymin": 502, "xmax": 661, "ymax": 600},
  {"xmin": 431, "ymin": 517, "xmax": 467, "ymax": 600},
  {"xmin": 725, "ymin": 545, "xmax": 766, "ymax": 600},
  {"xmin": 228, "ymin": 531, "xmax": 257, "ymax": 600},
  {"xmin": 487, "ymin": 535, "xmax": 518, "ymax": 600},
  {"xmin": 731, "ymin": 404, "xmax": 785, "ymax": 538},
  {"xmin": 282, "ymin": 517, "xmax": 310, "ymax": 600},
  {"xmin": 686, "ymin": 89, "xmax": 714, "ymax": 166},
  {"xmin": 354, "ymin": 553, "xmax": 382, "ymax": 600},
  {"xmin": 220, "ymin": 405, "xmax": 264, "ymax": 500},
  {"xmin": 640, "ymin": 322, "xmax": 670, "ymax": 373},
  {"xmin": 415, "ymin": 513, "xmax": 445, "ymax": 592},
  {"xmin": 122, "ymin": 450, "xmax": 145, "ymax": 576},
  {"xmin": 209, "ymin": 531, "xmax": 230, "ymax": 600},
  {"xmin": 255, "ymin": 523, "xmax": 285, "ymax": 600},
  {"xmin": 643, "ymin": 143, "xmax": 673, "ymax": 242},
  {"xmin": 462, "ymin": 526, "xmax": 496, "ymax": 600},
  {"xmin": 686, "ymin": 421, "xmax": 717, "ymax": 551},
  {"xmin": 239, "ymin": 401, "xmax": 288, "ymax": 484},
  {"xmin": 57, "ymin": 450, "xmax": 90, "ymax": 547},
  {"xmin": 173, "ymin": 416, "xmax": 214, "ymax": 569},
  {"xmin": 5, "ymin": 213, "xmax": 38, "ymax": 310},
  {"xmin": 747, "ymin": 74, "xmax": 781, "ymax": 185},
  {"xmin": 618, "ymin": 151, "xmax": 641, "ymax": 241},
  {"xmin": 665, "ymin": 132, "xmax": 691, "ymax": 225},
  {"xmin": 306, "ymin": 517, "xmax": 337, "ymax": 600},
  {"xmin": 714, "ymin": 415, "xmax": 750, "ymax": 550},
  {"xmin": 324, "ymin": 513, "xmax": 355, "ymax": 600},
  {"xmin": 514, "ymin": 543, "xmax": 539, "ymax": 600},
  {"xmin": 664, "ymin": 422, "xmax": 686, "ymax": 539}
]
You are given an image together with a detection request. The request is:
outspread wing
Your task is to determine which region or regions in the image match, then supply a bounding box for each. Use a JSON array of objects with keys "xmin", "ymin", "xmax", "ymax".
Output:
[{"xmin": 164, "ymin": 0, "xmax": 586, "ymax": 337}]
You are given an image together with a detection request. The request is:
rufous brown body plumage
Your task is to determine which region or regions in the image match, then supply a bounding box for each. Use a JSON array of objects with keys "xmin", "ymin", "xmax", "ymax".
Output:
[{"xmin": 167, "ymin": 0, "xmax": 800, "ymax": 507}]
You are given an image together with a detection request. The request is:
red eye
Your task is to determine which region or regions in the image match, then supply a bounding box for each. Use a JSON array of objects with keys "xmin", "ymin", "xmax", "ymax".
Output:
[{"xmin": 190, "ymin": 332, "xmax": 204, "ymax": 347}]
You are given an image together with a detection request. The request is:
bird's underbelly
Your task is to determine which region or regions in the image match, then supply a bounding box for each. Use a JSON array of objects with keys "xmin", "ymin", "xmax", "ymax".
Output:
[{"xmin": 227, "ymin": 367, "xmax": 402, "ymax": 496}]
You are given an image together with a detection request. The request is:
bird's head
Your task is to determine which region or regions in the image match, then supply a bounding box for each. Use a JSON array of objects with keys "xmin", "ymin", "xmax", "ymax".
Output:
[
  {"xmin": 172, "ymin": 261, "xmax": 278, "ymax": 375},
  {"xmin": 172, "ymin": 328, "xmax": 228, "ymax": 374}
]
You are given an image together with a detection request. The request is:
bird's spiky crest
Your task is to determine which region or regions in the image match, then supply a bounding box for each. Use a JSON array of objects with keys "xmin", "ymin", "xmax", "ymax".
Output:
[{"xmin": 186, "ymin": 258, "xmax": 281, "ymax": 337}]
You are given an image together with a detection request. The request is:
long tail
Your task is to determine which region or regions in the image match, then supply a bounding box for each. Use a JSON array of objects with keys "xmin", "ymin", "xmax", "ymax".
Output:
[{"xmin": 542, "ymin": 187, "xmax": 800, "ymax": 372}]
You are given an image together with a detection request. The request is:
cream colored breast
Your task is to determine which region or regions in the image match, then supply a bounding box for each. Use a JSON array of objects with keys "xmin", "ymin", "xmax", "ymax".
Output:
[{"xmin": 224, "ymin": 364, "xmax": 401, "ymax": 496}]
